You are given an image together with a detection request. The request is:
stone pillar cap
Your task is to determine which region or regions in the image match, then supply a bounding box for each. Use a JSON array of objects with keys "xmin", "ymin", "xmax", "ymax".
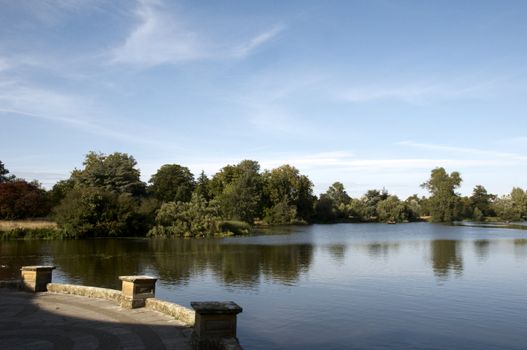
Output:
[
  {"xmin": 20, "ymin": 266, "xmax": 56, "ymax": 271},
  {"xmin": 118, "ymin": 275, "xmax": 157, "ymax": 282},
  {"xmin": 191, "ymin": 301, "xmax": 243, "ymax": 315}
]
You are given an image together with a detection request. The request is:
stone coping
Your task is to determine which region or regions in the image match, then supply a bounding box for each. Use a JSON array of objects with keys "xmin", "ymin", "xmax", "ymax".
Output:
[
  {"xmin": 20, "ymin": 266, "xmax": 56, "ymax": 271},
  {"xmin": 145, "ymin": 298, "xmax": 196, "ymax": 326},
  {"xmin": 46, "ymin": 283, "xmax": 194, "ymax": 326},
  {"xmin": 47, "ymin": 283, "xmax": 122, "ymax": 303},
  {"xmin": 119, "ymin": 275, "xmax": 157, "ymax": 282},
  {"xmin": 191, "ymin": 301, "xmax": 243, "ymax": 315}
]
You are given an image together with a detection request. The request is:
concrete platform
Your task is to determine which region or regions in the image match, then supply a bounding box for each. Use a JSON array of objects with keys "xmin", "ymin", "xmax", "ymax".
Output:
[{"xmin": 0, "ymin": 289, "xmax": 192, "ymax": 349}]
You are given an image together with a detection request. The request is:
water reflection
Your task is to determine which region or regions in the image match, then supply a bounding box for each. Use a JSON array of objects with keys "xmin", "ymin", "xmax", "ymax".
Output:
[
  {"xmin": 514, "ymin": 239, "xmax": 527, "ymax": 260},
  {"xmin": 326, "ymin": 244, "xmax": 347, "ymax": 264},
  {"xmin": 473, "ymin": 240, "xmax": 490, "ymax": 261},
  {"xmin": 367, "ymin": 242, "xmax": 400, "ymax": 259},
  {"xmin": 430, "ymin": 240, "xmax": 463, "ymax": 279},
  {"xmin": 0, "ymin": 239, "xmax": 314, "ymax": 289}
]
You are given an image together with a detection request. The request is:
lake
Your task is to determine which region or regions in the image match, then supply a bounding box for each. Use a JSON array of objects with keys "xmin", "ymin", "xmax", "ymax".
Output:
[{"xmin": 1, "ymin": 223, "xmax": 526, "ymax": 349}]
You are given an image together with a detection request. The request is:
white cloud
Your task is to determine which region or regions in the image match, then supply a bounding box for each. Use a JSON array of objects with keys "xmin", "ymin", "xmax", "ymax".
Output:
[
  {"xmin": 0, "ymin": 80, "xmax": 182, "ymax": 149},
  {"xmin": 111, "ymin": 0, "xmax": 283, "ymax": 66},
  {"xmin": 398, "ymin": 141, "xmax": 527, "ymax": 161},
  {"xmin": 233, "ymin": 25, "xmax": 285, "ymax": 57},
  {"xmin": 0, "ymin": 57, "xmax": 11, "ymax": 72},
  {"xmin": 337, "ymin": 75, "xmax": 503, "ymax": 104}
]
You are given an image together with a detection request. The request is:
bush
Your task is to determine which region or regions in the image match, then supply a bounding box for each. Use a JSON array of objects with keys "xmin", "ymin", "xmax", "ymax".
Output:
[
  {"xmin": 263, "ymin": 199, "xmax": 298, "ymax": 224},
  {"xmin": 219, "ymin": 220, "xmax": 251, "ymax": 235},
  {"xmin": 0, "ymin": 227, "xmax": 66, "ymax": 240},
  {"xmin": 148, "ymin": 194, "xmax": 226, "ymax": 238},
  {"xmin": 54, "ymin": 187, "xmax": 152, "ymax": 238}
]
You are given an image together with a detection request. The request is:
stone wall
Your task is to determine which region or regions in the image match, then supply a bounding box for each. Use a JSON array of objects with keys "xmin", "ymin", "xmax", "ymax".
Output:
[
  {"xmin": 47, "ymin": 283, "xmax": 122, "ymax": 303},
  {"xmin": 46, "ymin": 283, "xmax": 196, "ymax": 326},
  {"xmin": 145, "ymin": 298, "xmax": 196, "ymax": 326}
]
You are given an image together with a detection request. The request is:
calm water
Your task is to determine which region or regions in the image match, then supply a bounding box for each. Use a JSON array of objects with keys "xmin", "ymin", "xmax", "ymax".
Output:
[{"xmin": 1, "ymin": 223, "xmax": 527, "ymax": 349}]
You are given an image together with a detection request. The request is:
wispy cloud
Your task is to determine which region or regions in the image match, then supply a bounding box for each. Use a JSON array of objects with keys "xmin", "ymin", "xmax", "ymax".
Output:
[
  {"xmin": 398, "ymin": 141, "xmax": 527, "ymax": 161},
  {"xmin": 336, "ymin": 71, "xmax": 510, "ymax": 104},
  {"xmin": 0, "ymin": 57, "xmax": 11, "ymax": 72},
  {"xmin": 111, "ymin": 0, "xmax": 283, "ymax": 66},
  {"xmin": 233, "ymin": 25, "xmax": 285, "ymax": 57},
  {"xmin": 0, "ymin": 79, "xmax": 183, "ymax": 149}
]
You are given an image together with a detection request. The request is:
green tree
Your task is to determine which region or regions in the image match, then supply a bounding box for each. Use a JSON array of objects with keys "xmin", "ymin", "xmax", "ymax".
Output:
[
  {"xmin": 421, "ymin": 168, "xmax": 462, "ymax": 222},
  {"xmin": 314, "ymin": 194, "xmax": 336, "ymax": 222},
  {"xmin": 315, "ymin": 182, "xmax": 352, "ymax": 221},
  {"xmin": 194, "ymin": 171, "xmax": 212, "ymax": 201},
  {"xmin": 263, "ymin": 197, "xmax": 298, "ymax": 224},
  {"xmin": 149, "ymin": 164, "xmax": 195, "ymax": 202},
  {"xmin": 211, "ymin": 160, "xmax": 263, "ymax": 223},
  {"xmin": 72, "ymin": 152, "xmax": 146, "ymax": 196},
  {"xmin": 0, "ymin": 161, "xmax": 16, "ymax": 183},
  {"xmin": 54, "ymin": 187, "xmax": 149, "ymax": 238},
  {"xmin": 404, "ymin": 194, "xmax": 422, "ymax": 221},
  {"xmin": 262, "ymin": 165, "xmax": 315, "ymax": 223},
  {"xmin": 49, "ymin": 179, "xmax": 76, "ymax": 207},
  {"xmin": 493, "ymin": 195, "xmax": 521, "ymax": 222},
  {"xmin": 148, "ymin": 193, "xmax": 224, "ymax": 237},
  {"xmin": 470, "ymin": 185, "xmax": 496, "ymax": 218},
  {"xmin": 325, "ymin": 182, "xmax": 351, "ymax": 207},
  {"xmin": 511, "ymin": 187, "xmax": 527, "ymax": 219},
  {"xmin": 361, "ymin": 189, "xmax": 388, "ymax": 220},
  {"xmin": 377, "ymin": 195, "xmax": 406, "ymax": 222}
]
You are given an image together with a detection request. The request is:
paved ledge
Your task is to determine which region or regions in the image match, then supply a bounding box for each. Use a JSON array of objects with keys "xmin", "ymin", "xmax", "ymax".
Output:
[{"xmin": 0, "ymin": 289, "xmax": 192, "ymax": 350}]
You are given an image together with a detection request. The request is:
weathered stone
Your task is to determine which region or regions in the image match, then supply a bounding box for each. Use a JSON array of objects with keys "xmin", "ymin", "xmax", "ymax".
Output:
[
  {"xmin": 191, "ymin": 301, "xmax": 243, "ymax": 350},
  {"xmin": 119, "ymin": 275, "xmax": 157, "ymax": 309},
  {"xmin": 145, "ymin": 298, "xmax": 196, "ymax": 326},
  {"xmin": 20, "ymin": 266, "xmax": 55, "ymax": 292},
  {"xmin": 47, "ymin": 283, "xmax": 122, "ymax": 303}
]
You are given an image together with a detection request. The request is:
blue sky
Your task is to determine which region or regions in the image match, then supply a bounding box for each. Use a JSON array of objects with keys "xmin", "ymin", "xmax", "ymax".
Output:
[{"xmin": 1, "ymin": 0, "xmax": 526, "ymax": 197}]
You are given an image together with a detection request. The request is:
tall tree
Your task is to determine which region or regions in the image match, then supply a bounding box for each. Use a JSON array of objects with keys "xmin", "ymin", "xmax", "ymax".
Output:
[
  {"xmin": 315, "ymin": 182, "xmax": 352, "ymax": 221},
  {"xmin": 469, "ymin": 185, "xmax": 496, "ymax": 218},
  {"xmin": 493, "ymin": 195, "xmax": 520, "ymax": 222},
  {"xmin": 149, "ymin": 164, "xmax": 195, "ymax": 203},
  {"xmin": 0, "ymin": 161, "xmax": 15, "ymax": 183},
  {"xmin": 361, "ymin": 189, "xmax": 388, "ymax": 220},
  {"xmin": 194, "ymin": 171, "xmax": 212, "ymax": 201},
  {"xmin": 72, "ymin": 152, "xmax": 145, "ymax": 196},
  {"xmin": 421, "ymin": 167, "xmax": 462, "ymax": 222},
  {"xmin": 377, "ymin": 195, "xmax": 406, "ymax": 222},
  {"xmin": 263, "ymin": 165, "xmax": 316, "ymax": 223},
  {"xmin": 212, "ymin": 160, "xmax": 263, "ymax": 223},
  {"xmin": 510, "ymin": 187, "xmax": 527, "ymax": 219},
  {"xmin": 0, "ymin": 180, "xmax": 50, "ymax": 219}
]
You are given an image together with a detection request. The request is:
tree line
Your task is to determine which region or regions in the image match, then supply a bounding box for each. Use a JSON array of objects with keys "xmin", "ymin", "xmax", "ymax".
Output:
[{"xmin": 0, "ymin": 153, "xmax": 526, "ymax": 238}]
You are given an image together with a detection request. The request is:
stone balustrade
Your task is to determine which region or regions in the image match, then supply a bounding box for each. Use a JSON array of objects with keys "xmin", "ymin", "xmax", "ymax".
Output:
[
  {"xmin": 119, "ymin": 275, "xmax": 157, "ymax": 309},
  {"xmin": 20, "ymin": 265, "xmax": 55, "ymax": 292},
  {"xmin": 11, "ymin": 267, "xmax": 243, "ymax": 349},
  {"xmin": 191, "ymin": 301, "xmax": 243, "ymax": 350}
]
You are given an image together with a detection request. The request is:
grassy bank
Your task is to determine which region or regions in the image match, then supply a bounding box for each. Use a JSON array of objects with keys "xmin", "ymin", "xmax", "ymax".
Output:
[{"xmin": 0, "ymin": 220, "xmax": 64, "ymax": 240}]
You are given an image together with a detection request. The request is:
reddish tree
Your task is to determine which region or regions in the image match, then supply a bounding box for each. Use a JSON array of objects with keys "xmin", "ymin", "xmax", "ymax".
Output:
[{"xmin": 0, "ymin": 180, "xmax": 51, "ymax": 219}]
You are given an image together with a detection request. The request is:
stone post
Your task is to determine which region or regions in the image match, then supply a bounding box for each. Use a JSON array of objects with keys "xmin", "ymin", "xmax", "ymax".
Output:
[
  {"xmin": 20, "ymin": 266, "xmax": 56, "ymax": 292},
  {"xmin": 119, "ymin": 275, "xmax": 157, "ymax": 309},
  {"xmin": 191, "ymin": 301, "xmax": 243, "ymax": 350}
]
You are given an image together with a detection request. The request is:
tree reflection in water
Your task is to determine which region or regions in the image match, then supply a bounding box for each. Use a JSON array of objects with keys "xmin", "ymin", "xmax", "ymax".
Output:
[
  {"xmin": 430, "ymin": 240, "xmax": 463, "ymax": 279},
  {"xmin": 0, "ymin": 239, "xmax": 314, "ymax": 290},
  {"xmin": 473, "ymin": 240, "xmax": 490, "ymax": 261},
  {"xmin": 366, "ymin": 242, "xmax": 400, "ymax": 259},
  {"xmin": 514, "ymin": 239, "xmax": 527, "ymax": 260}
]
